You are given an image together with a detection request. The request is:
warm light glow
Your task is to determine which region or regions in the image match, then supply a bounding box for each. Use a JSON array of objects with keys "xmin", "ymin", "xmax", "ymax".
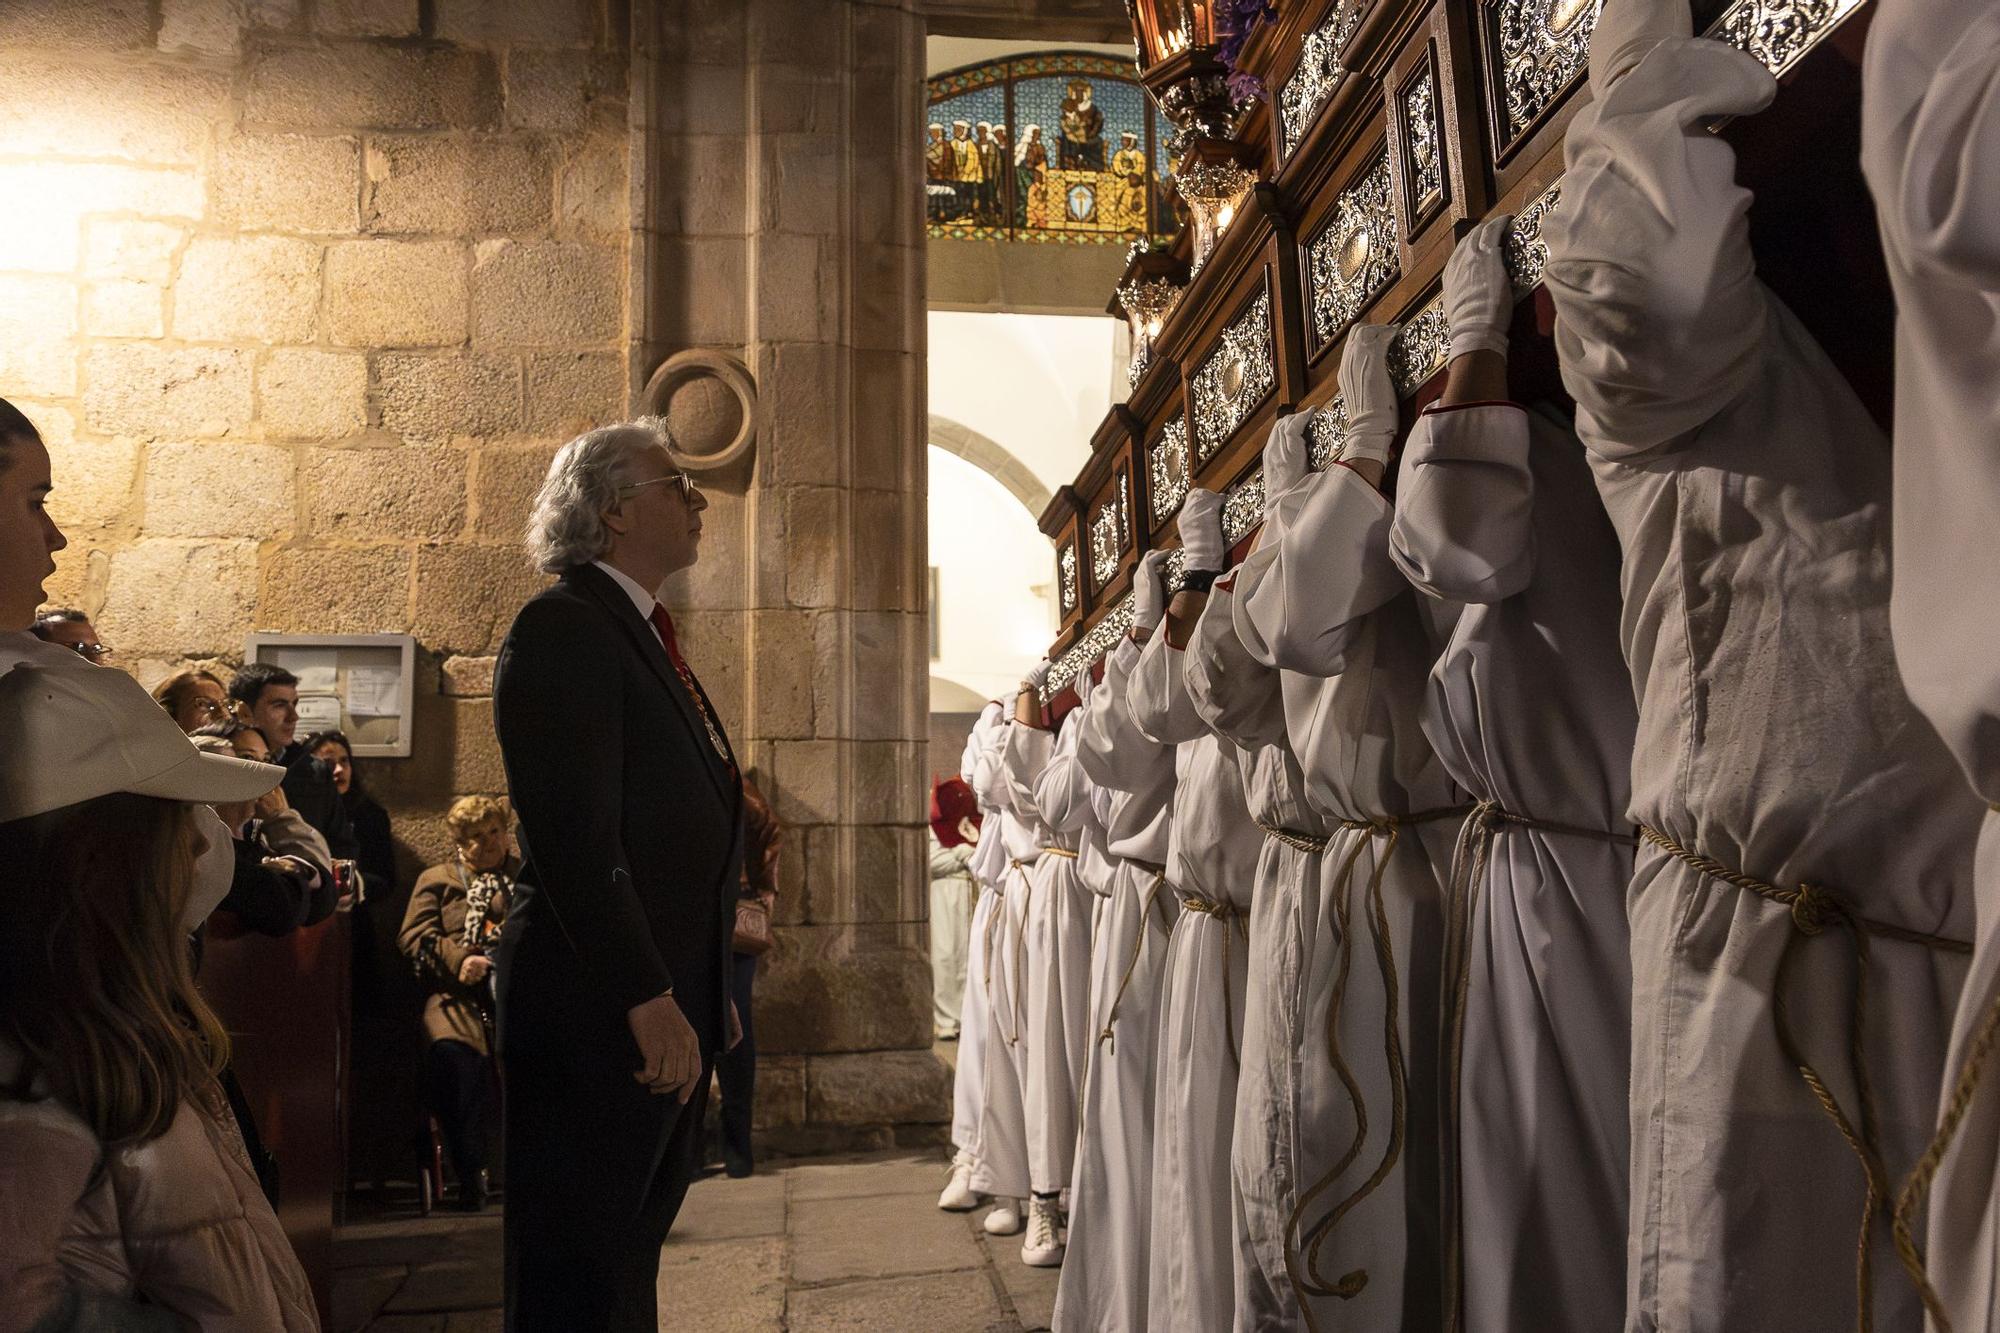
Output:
[
  {"xmin": 1117, "ymin": 276, "xmax": 1186, "ymax": 386},
  {"xmin": 1177, "ymin": 159, "xmax": 1257, "ymax": 274},
  {"xmin": 1164, "ymin": 26, "xmax": 1190, "ymax": 54}
]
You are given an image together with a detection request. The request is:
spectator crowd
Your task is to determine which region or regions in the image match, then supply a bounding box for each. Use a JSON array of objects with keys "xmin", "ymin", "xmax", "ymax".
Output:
[{"xmin": 0, "ymin": 397, "xmax": 786, "ymax": 1330}]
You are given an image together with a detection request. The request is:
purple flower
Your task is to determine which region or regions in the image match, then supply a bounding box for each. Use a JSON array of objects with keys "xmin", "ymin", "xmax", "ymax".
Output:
[
  {"xmin": 1226, "ymin": 68, "xmax": 1266, "ymax": 102},
  {"xmin": 1215, "ymin": 0, "xmax": 1277, "ymax": 78}
]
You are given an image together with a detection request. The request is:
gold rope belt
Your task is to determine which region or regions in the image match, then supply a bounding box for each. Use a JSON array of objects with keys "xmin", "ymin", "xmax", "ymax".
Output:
[
  {"xmin": 1637, "ymin": 823, "xmax": 1972, "ymax": 1333},
  {"xmin": 1896, "ymin": 802, "xmax": 2000, "ymax": 1333},
  {"xmin": 1077, "ymin": 869, "xmax": 1176, "ymax": 1133},
  {"xmin": 989, "ymin": 858, "xmax": 1039, "ymax": 1047},
  {"xmin": 1438, "ymin": 800, "xmax": 1639, "ymax": 1333},
  {"xmin": 1097, "ymin": 870, "xmax": 1173, "ymax": 1056},
  {"xmin": 989, "ymin": 851, "xmax": 1077, "ymax": 1049},
  {"xmin": 1284, "ymin": 804, "xmax": 1470, "ymax": 1327},
  {"xmin": 1180, "ymin": 892, "xmax": 1251, "ymax": 1070},
  {"xmin": 1258, "ymin": 820, "xmax": 1332, "ymax": 854}
]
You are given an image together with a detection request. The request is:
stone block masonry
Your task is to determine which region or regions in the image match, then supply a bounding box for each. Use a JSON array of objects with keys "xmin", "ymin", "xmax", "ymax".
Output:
[
  {"xmin": 4, "ymin": 0, "xmax": 630, "ymax": 1181},
  {"xmin": 9, "ymin": 0, "xmax": 951, "ymax": 1157}
]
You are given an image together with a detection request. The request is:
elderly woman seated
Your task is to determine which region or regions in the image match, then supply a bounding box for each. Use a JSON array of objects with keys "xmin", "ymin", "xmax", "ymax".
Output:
[{"xmin": 399, "ymin": 795, "xmax": 519, "ymax": 1212}]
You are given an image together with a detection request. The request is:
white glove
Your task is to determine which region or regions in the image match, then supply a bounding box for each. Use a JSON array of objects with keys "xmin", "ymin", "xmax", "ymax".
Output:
[
  {"xmin": 1178, "ymin": 489, "xmax": 1226, "ymax": 573},
  {"xmin": 1261, "ymin": 410, "xmax": 1313, "ymax": 512},
  {"xmin": 1131, "ymin": 549, "xmax": 1171, "ymax": 631},
  {"xmin": 1590, "ymin": 0, "xmax": 1691, "ymax": 92},
  {"xmin": 1022, "ymin": 657, "xmax": 1053, "ymax": 692},
  {"xmin": 1074, "ymin": 659, "xmax": 1095, "ymax": 705},
  {"xmin": 1444, "ymin": 214, "xmax": 1515, "ymax": 362},
  {"xmin": 1336, "ymin": 325, "xmax": 1400, "ymax": 465}
]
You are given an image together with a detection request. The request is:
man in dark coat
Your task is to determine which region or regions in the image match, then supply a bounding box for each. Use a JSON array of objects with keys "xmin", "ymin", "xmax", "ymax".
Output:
[{"xmin": 492, "ymin": 420, "xmax": 743, "ymax": 1332}]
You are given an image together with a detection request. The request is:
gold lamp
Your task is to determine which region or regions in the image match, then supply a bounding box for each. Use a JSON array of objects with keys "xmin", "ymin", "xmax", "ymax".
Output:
[
  {"xmin": 1175, "ymin": 136, "xmax": 1258, "ymax": 272},
  {"xmin": 1126, "ymin": 0, "xmax": 1236, "ymax": 155},
  {"xmin": 1110, "ymin": 247, "xmax": 1191, "ymax": 385}
]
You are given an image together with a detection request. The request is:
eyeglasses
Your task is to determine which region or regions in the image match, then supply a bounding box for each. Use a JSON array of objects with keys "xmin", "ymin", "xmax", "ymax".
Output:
[
  {"xmin": 190, "ymin": 697, "xmax": 229, "ymax": 721},
  {"xmin": 618, "ymin": 473, "xmax": 699, "ymax": 503},
  {"xmin": 67, "ymin": 641, "xmax": 111, "ymax": 664}
]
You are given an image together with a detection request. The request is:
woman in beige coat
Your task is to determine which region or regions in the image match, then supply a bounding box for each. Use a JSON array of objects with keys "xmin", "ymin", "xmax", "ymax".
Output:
[{"xmin": 399, "ymin": 795, "xmax": 519, "ymax": 1212}]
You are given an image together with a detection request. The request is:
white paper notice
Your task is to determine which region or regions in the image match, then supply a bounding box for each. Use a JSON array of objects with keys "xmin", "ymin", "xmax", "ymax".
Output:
[
  {"xmin": 347, "ymin": 665, "xmax": 403, "ymax": 717},
  {"xmin": 281, "ymin": 648, "xmax": 339, "ymax": 693},
  {"xmin": 296, "ymin": 694, "xmax": 344, "ymax": 733}
]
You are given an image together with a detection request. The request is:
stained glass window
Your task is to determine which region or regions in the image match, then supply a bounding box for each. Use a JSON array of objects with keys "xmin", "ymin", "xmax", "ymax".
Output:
[{"xmin": 926, "ymin": 52, "xmax": 1177, "ymax": 245}]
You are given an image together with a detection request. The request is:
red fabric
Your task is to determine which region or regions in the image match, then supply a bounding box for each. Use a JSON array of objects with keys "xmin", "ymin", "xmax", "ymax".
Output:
[
  {"xmin": 648, "ymin": 604, "xmax": 736, "ymax": 777},
  {"xmin": 930, "ymin": 775, "xmax": 981, "ymax": 847}
]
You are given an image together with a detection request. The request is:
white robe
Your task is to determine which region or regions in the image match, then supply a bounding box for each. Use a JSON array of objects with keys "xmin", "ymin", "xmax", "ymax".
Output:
[
  {"xmin": 1215, "ymin": 463, "xmax": 1458, "ymax": 1332},
  {"xmin": 1127, "ymin": 627, "xmax": 1263, "ymax": 1333},
  {"xmin": 1861, "ymin": 7, "xmax": 2000, "ymax": 1328},
  {"xmin": 970, "ymin": 714, "xmax": 1037, "ymax": 1202},
  {"xmin": 953, "ymin": 703, "xmax": 1007, "ymax": 1158},
  {"xmin": 1003, "ymin": 712, "xmax": 1095, "ymax": 1196},
  {"xmin": 929, "ymin": 834, "xmax": 976, "ymax": 1037},
  {"xmin": 1546, "ymin": 31, "xmax": 1983, "ymax": 1332},
  {"xmin": 1388, "ymin": 402, "xmax": 1638, "ymax": 1332},
  {"xmin": 1056, "ymin": 637, "xmax": 1182, "ymax": 1333}
]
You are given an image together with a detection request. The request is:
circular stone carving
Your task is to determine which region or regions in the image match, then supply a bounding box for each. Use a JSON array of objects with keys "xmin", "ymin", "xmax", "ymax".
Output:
[{"xmin": 640, "ymin": 350, "xmax": 758, "ymax": 472}]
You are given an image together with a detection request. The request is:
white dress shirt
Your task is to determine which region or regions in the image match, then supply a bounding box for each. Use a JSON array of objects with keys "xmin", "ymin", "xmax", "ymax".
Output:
[{"xmin": 591, "ymin": 560, "xmax": 665, "ymax": 649}]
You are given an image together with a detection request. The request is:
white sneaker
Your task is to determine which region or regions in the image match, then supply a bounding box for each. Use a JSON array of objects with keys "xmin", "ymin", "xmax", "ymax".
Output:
[
  {"xmin": 938, "ymin": 1154, "xmax": 984, "ymax": 1212},
  {"xmin": 983, "ymin": 1198, "xmax": 1024, "ymax": 1236},
  {"xmin": 1020, "ymin": 1195, "xmax": 1065, "ymax": 1267}
]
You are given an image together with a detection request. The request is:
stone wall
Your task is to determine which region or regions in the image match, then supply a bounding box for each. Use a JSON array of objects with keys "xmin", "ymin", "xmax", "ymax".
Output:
[
  {"xmin": 5, "ymin": 0, "xmax": 630, "ymax": 872},
  {"xmin": 637, "ymin": 0, "xmax": 953, "ymax": 1153}
]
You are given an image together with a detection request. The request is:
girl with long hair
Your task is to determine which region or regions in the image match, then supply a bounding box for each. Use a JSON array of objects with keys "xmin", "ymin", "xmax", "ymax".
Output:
[{"xmin": 0, "ymin": 664, "xmax": 318, "ymax": 1331}]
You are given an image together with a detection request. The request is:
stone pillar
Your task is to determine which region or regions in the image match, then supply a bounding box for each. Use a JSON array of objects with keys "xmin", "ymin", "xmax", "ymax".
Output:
[{"xmin": 636, "ymin": 0, "xmax": 945, "ymax": 1148}]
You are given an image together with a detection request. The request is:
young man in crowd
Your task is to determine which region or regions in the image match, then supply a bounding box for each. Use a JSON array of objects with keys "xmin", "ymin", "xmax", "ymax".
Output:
[{"xmin": 229, "ymin": 661, "xmax": 361, "ymax": 865}]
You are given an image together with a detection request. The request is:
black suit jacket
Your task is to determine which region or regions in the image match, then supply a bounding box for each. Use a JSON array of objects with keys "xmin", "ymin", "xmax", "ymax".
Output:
[{"xmin": 491, "ymin": 562, "xmax": 744, "ymax": 1062}]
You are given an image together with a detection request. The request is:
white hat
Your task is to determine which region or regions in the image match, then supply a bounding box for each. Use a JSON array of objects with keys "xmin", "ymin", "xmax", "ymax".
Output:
[{"xmin": 0, "ymin": 663, "xmax": 284, "ymax": 822}]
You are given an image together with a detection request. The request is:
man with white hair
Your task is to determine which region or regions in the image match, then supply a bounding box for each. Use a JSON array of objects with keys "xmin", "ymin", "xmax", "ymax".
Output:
[{"xmin": 492, "ymin": 420, "xmax": 743, "ymax": 1331}]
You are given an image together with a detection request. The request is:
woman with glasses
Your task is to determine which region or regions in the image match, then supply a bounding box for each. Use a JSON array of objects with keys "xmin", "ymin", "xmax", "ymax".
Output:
[{"xmin": 154, "ymin": 668, "xmax": 234, "ymax": 732}]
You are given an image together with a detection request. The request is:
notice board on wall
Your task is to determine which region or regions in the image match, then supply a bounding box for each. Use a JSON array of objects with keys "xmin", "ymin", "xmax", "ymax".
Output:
[{"xmin": 243, "ymin": 632, "xmax": 417, "ymax": 758}]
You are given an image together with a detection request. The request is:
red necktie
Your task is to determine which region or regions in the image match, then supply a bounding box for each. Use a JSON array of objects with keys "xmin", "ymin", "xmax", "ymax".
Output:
[{"xmin": 649, "ymin": 604, "xmax": 735, "ymax": 774}]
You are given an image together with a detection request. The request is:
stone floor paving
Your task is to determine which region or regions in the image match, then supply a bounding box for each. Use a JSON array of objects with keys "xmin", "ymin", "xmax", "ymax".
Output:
[{"xmin": 334, "ymin": 1150, "xmax": 1065, "ymax": 1332}]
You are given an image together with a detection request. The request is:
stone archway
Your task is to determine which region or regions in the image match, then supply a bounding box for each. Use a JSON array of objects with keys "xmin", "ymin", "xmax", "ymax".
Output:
[{"xmin": 929, "ymin": 414, "xmax": 1051, "ymax": 517}]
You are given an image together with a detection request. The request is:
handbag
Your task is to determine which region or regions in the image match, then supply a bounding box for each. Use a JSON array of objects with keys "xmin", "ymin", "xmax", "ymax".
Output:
[{"xmin": 732, "ymin": 893, "xmax": 773, "ymax": 955}]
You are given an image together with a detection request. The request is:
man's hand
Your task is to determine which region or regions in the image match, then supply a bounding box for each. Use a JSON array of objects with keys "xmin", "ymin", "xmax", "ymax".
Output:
[
  {"xmin": 1131, "ymin": 549, "xmax": 1171, "ymax": 633},
  {"xmin": 260, "ymin": 853, "xmax": 317, "ymax": 883},
  {"xmin": 1444, "ymin": 214, "xmax": 1515, "ymax": 362},
  {"xmin": 459, "ymin": 954, "xmax": 493, "ymax": 985},
  {"xmin": 1178, "ymin": 489, "xmax": 1226, "ymax": 573},
  {"xmin": 1020, "ymin": 657, "xmax": 1053, "ymax": 695},
  {"xmin": 1336, "ymin": 324, "xmax": 1400, "ymax": 479},
  {"xmin": 255, "ymin": 783, "xmax": 291, "ymax": 819},
  {"xmin": 1262, "ymin": 411, "xmax": 1314, "ymax": 510},
  {"xmin": 629, "ymin": 992, "xmax": 702, "ymax": 1102},
  {"xmin": 727, "ymin": 999, "xmax": 744, "ymax": 1053}
]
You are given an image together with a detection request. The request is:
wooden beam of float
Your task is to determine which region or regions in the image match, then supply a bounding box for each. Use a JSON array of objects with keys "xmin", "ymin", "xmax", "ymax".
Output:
[{"xmin": 1038, "ymin": 0, "xmax": 1874, "ymax": 714}]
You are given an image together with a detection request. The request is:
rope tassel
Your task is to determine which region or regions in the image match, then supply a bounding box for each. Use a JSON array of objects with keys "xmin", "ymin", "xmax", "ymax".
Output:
[{"xmin": 1637, "ymin": 824, "xmax": 1972, "ymax": 1333}]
